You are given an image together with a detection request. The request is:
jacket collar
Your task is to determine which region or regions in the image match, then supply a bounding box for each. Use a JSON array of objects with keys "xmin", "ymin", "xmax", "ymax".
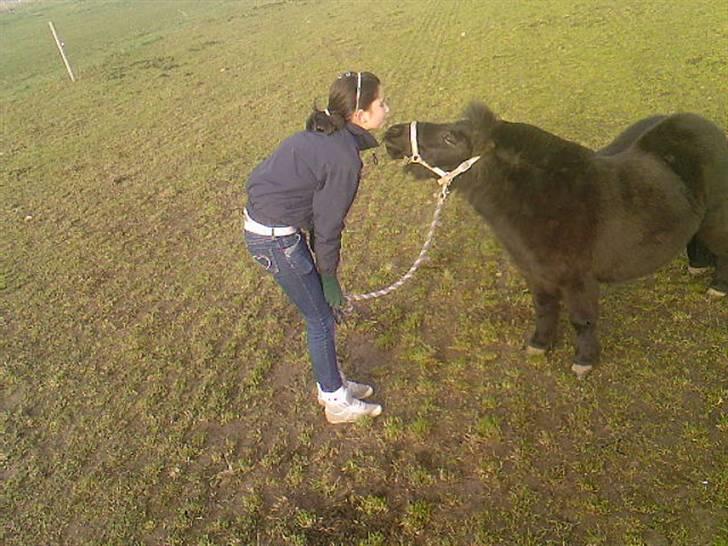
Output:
[{"xmin": 345, "ymin": 122, "xmax": 379, "ymax": 151}]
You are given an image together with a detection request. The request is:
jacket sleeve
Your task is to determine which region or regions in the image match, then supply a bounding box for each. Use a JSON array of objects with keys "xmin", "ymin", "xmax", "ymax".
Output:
[{"xmin": 311, "ymin": 157, "xmax": 361, "ymax": 275}]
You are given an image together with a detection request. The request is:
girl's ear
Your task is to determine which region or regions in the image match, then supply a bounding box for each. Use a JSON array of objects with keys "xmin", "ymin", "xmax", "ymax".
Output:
[
  {"xmin": 350, "ymin": 109, "xmax": 365, "ymax": 126},
  {"xmin": 350, "ymin": 108, "xmax": 374, "ymax": 130}
]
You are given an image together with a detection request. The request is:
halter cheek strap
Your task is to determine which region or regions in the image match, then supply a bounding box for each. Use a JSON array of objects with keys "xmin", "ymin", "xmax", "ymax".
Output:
[{"xmin": 409, "ymin": 121, "xmax": 449, "ymax": 178}]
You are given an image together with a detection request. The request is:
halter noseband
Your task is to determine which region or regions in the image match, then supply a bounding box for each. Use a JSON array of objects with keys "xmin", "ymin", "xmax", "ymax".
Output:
[{"xmin": 405, "ymin": 121, "xmax": 481, "ymax": 199}]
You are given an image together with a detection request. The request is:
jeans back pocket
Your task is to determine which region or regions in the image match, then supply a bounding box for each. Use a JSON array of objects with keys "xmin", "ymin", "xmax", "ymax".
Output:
[
  {"xmin": 245, "ymin": 233, "xmax": 280, "ymax": 275},
  {"xmin": 281, "ymin": 234, "xmax": 314, "ymax": 275}
]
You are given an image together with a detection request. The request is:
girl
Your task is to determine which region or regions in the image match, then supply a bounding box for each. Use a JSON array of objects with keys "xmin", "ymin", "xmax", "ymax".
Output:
[{"xmin": 244, "ymin": 71, "xmax": 390, "ymax": 424}]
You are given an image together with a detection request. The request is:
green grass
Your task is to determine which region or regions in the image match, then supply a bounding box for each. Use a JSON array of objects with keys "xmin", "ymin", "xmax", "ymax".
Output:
[{"xmin": 2, "ymin": 0, "xmax": 727, "ymax": 544}]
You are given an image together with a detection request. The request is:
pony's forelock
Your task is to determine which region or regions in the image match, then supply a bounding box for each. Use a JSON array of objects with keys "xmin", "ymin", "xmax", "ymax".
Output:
[{"xmin": 464, "ymin": 101, "xmax": 498, "ymax": 152}]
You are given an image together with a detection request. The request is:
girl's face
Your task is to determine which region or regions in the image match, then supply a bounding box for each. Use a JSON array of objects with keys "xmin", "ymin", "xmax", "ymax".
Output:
[{"xmin": 352, "ymin": 86, "xmax": 390, "ymax": 131}]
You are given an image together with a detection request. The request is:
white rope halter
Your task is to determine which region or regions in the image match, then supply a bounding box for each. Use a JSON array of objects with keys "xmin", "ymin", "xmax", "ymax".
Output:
[{"xmin": 406, "ymin": 121, "xmax": 481, "ymax": 200}]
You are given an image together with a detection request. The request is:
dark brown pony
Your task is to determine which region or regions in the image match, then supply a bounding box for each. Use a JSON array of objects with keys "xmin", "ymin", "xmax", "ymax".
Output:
[{"xmin": 384, "ymin": 103, "xmax": 728, "ymax": 374}]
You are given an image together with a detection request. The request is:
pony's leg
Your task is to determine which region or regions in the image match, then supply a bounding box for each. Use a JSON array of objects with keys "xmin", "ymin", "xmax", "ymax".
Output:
[
  {"xmin": 708, "ymin": 254, "xmax": 728, "ymax": 297},
  {"xmin": 687, "ymin": 236, "xmax": 716, "ymax": 274},
  {"xmin": 697, "ymin": 226, "xmax": 728, "ymax": 297},
  {"xmin": 563, "ymin": 279, "xmax": 600, "ymax": 377},
  {"xmin": 527, "ymin": 287, "xmax": 561, "ymax": 355}
]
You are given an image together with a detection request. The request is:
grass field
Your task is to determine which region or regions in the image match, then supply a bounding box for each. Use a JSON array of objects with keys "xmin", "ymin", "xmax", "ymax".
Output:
[{"xmin": 2, "ymin": 0, "xmax": 727, "ymax": 544}]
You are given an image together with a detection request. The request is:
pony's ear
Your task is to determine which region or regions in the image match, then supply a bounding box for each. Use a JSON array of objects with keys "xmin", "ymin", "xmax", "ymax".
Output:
[{"xmin": 464, "ymin": 101, "xmax": 498, "ymax": 154}]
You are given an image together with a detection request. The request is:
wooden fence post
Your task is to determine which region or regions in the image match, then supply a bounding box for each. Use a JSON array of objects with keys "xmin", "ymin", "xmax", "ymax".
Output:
[{"xmin": 48, "ymin": 21, "xmax": 76, "ymax": 82}]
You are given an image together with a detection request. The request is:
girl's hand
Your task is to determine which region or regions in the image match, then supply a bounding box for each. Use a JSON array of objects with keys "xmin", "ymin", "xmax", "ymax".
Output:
[{"xmin": 321, "ymin": 274, "xmax": 344, "ymax": 308}]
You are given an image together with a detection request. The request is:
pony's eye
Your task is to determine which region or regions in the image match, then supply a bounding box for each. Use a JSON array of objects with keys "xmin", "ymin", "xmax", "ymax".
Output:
[{"xmin": 443, "ymin": 132, "xmax": 458, "ymax": 146}]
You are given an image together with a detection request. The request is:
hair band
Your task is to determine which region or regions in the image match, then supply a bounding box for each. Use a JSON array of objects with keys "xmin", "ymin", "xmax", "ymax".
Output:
[{"xmin": 354, "ymin": 71, "xmax": 362, "ymax": 111}]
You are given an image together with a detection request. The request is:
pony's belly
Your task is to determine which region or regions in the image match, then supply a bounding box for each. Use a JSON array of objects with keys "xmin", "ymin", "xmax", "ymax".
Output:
[
  {"xmin": 594, "ymin": 239, "xmax": 688, "ymax": 282},
  {"xmin": 592, "ymin": 199, "xmax": 700, "ymax": 282}
]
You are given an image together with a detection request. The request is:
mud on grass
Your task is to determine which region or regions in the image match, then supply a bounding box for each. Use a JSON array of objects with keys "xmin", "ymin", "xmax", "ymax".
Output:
[{"xmin": 2, "ymin": 0, "xmax": 727, "ymax": 544}]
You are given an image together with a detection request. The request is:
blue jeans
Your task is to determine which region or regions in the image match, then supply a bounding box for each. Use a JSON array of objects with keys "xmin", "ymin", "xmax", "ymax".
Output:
[{"xmin": 244, "ymin": 230, "xmax": 342, "ymax": 392}]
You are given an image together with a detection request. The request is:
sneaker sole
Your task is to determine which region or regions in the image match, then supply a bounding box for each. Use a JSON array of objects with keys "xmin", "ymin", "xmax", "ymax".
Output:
[{"xmin": 325, "ymin": 405, "xmax": 382, "ymax": 424}]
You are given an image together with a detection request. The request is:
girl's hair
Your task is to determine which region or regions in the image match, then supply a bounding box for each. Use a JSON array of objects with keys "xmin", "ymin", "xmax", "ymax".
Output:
[{"xmin": 306, "ymin": 71, "xmax": 381, "ymax": 134}]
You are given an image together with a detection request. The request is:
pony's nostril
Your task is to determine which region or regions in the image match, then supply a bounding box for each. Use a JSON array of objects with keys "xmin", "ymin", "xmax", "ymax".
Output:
[
  {"xmin": 385, "ymin": 125, "xmax": 404, "ymax": 140},
  {"xmin": 384, "ymin": 124, "xmax": 409, "ymax": 158}
]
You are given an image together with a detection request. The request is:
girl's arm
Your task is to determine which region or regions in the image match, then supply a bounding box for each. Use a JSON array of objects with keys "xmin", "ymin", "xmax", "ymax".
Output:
[{"xmin": 311, "ymin": 159, "xmax": 361, "ymax": 276}]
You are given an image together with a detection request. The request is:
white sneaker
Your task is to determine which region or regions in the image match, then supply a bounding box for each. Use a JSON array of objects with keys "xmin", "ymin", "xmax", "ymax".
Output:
[
  {"xmin": 317, "ymin": 379, "xmax": 374, "ymax": 406},
  {"xmin": 320, "ymin": 386, "xmax": 382, "ymax": 424}
]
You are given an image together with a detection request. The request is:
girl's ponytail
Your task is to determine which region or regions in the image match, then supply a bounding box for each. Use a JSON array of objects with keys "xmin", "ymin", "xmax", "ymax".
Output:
[{"xmin": 305, "ymin": 104, "xmax": 347, "ymax": 135}]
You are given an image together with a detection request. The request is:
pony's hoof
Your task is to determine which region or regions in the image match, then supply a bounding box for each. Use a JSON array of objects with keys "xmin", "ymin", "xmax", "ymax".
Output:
[
  {"xmin": 526, "ymin": 344, "xmax": 546, "ymax": 356},
  {"xmin": 688, "ymin": 265, "xmax": 711, "ymax": 276},
  {"xmin": 707, "ymin": 287, "xmax": 726, "ymax": 299},
  {"xmin": 571, "ymin": 363, "xmax": 593, "ymax": 379}
]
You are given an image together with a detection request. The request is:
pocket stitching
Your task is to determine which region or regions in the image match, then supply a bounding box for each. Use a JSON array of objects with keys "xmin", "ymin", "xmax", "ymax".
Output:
[{"xmin": 252, "ymin": 253, "xmax": 278, "ymax": 274}]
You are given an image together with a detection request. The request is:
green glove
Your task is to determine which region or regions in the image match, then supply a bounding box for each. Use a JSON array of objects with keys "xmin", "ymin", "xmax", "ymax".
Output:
[{"xmin": 321, "ymin": 274, "xmax": 344, "ymax": 308}]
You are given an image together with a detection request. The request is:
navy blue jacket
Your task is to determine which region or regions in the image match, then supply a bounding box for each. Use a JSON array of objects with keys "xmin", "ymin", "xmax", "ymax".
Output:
[{"xmin": 246, "ymin": 123, "xmax": 378, "ymax": 275}]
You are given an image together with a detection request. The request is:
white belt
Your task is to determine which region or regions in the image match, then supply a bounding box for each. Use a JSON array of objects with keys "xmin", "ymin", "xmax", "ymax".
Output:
[{"xmin": 244, "ymin": 209, "xmax": 297, "ymax": 237}]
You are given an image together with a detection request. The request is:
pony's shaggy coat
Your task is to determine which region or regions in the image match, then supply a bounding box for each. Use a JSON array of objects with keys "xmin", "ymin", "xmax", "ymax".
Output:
[{"xmin": 384, "ymin": 103, "xmax": 728, "ymax": 369}]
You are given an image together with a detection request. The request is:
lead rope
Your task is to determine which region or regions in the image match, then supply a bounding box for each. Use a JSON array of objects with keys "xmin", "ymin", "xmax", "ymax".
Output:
[
  {"xmin": 340, "ymin": 176, "xmax": 451, "ymax": 316},
  {"xmin": 339, "ymin": 121, "xmax": 481, "ymax": 318}
]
